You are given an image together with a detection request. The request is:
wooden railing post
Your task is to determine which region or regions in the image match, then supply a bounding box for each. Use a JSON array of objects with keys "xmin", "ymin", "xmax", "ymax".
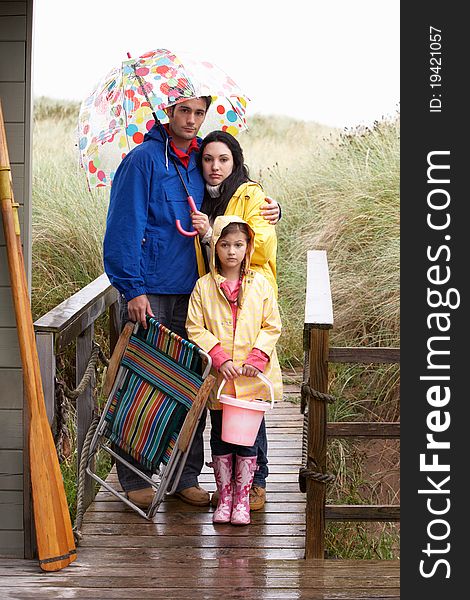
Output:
[
  {"xmin": 34, "ymin": 275, "xmax": 120, "ymax": 515},
  {"xmin": 76, "ymin": 323, "xmax": 95, "ymax": 510},
  {"xmin": 109, "ymin": 298, "xmax": 121, "ymax": 355},
  {"xmin": 35, "ymin": 331, "xmax": 56, "ymax": 427},
  {"xmin": 305, "ymin": 327, "xmax": 329, "ymax": 558},
  {"xmin": 303, "ymin": 250, "xmax": 334, "ymax": 559}
]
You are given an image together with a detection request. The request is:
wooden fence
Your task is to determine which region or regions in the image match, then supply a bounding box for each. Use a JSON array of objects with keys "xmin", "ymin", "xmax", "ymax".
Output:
[
  {"xmin": 34, "ymin": 274, "xmax": 120, "ymax": 509},
  {"xmin": 302, "ymin": 250, "xmax": 400, "ymax": 558}
]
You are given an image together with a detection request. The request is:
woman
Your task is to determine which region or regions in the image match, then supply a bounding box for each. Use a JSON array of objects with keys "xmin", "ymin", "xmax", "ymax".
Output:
[
  {"xmin": 190, "ymin": 131, "xmax": 279, "ymax": 511},
  {"xmin": 191, "ymin": 130, "xmax": 278, "ymax": 295}
]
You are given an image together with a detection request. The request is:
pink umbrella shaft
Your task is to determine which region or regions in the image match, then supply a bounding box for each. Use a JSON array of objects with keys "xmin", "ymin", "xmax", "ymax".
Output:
[{"xmin": 175, "ymin": 195, "xmax": 199, "ymax": 237}]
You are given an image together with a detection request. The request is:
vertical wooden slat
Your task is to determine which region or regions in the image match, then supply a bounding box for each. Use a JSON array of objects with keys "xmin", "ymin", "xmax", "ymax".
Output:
[
  {"xmin": 35, "ymin": 331, "xmax": 55, "ymax": 426},
  {"xmin": 76, "ymin": 324, "xmax": 95, "ymax": 510},
  {"xmin": 305, "ymin": 327, "xmax": 329, "ymax": 559},
  {"xmin": 109, "ymin": 300, "xmax": 120, "ymax": 356}
]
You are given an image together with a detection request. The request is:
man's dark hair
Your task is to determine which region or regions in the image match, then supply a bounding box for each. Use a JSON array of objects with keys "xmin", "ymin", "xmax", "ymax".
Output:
[
  {"xmin": 167, "ymin": 96, "xmax": 212, "ymax": 116},
  {"xmin": 198, "ymin": 130, "xmax": 256, "ymax": 222},
  {"xmin": 201, "ymin": 96, "xmax": 212, "ymax": 111}
]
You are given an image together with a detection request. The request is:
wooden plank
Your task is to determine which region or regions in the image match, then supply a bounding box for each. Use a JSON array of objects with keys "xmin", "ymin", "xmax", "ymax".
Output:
[
  {"xmin": 10, "ymin": 163, "xmax": 24, "ymax": 205},
  {"xmin": 0, "ymin": 368, "xmax": 22, "ymax": 407},
  {"xmin": 0, "ymin": 329, "xmax": 21, "ymax": 368},
  {"xmin": 0, "ymin": 491, "xmax": 23, "ymax": 529},
  {"xmin": 328, "ymin": 347, "xmax": 400, "ymax": 364},
  {"xmin": 0, "ymin": 15, "xmax": 26, "ymax": 40},
  {"xmin": 304, "ymin": 250, "xmax": 333, "ymax": 326},
  {"xmin": 0, "ymin": 247, "xmax": 11, "ymax": 283},
  {"xmin": 326, "ymin": 505, "xmax": 400, "ymax": 522},
  {"xmin": 0, "ymin": 409, "xmax": 22, "ymax": 448},
  {"xmin": 2, "ymin": 574, "xmax": 400, "ymax": 588},
  {"xmin": 76, "ymin": 324, "xmax": 95, "ymax": 510},
  {"xmin": 81, "ymin": 523, "xmax": 306, "ymax": 537},
  {"xmin": 0, "ymin": 586, "xmax": 400, "ymax": 599},
  {"xmin": 35, "ymin": 332, "xmax": 55, "ymax": 425},
  {"xmin": 0, "ymin": 3, "xmax": 27, "ymax": 16},
  {"xmin": 0, "ymin": 450, "xmax": 22, "ymax": 490},
  {"xmin": 0, "ymin": 82, "xmax": 24, "ymax": 121},
  {"xmin": 0, "ymin": 286, "xmax": 14, "ymax": 325},
  {"xmin": 305, "ymin": 327, "xmax": 329, "ymax": 559},
  {"xmin": 78, "ymin": 535, "xmax": 306, "ymax": 548},
  {"xmin": 0, "ymin": 41, "xmax": 25, "ymax": 80},
  {"xmin": 0, "ymin": 530, "xmax": 23, "ymax": 557},
  {"xmin": 327, "ymin": 422, "xmax": 400, "ymax": 438},
  {"xmin": 34, "ymin": 273, "xmax": 119, "ymax": 351},
  {"xmin": 3, "ymin": 122, "xmax": 24, "ymax": 162}
]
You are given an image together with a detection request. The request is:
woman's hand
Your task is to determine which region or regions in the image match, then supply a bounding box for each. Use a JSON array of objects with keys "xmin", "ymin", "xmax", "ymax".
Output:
[
  {"xmin": 241, "ymin": 364, "xmax": 260, "ymax": 378},
  {"xmin": 191, "ymin": 210, "xmax": 210, "ymax": 236},
  {"xmin": 261, "ymin": 196, "xmax": 280, "ymax": 225},
  {"xmin": 219, "ymin": 360, "xmax": 241, "ymax": 380}
]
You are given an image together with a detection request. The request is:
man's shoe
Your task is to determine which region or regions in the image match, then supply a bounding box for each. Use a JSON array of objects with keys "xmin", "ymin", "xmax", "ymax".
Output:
[
  {"xmin": 126, "ymin": 487, "xmax": 155, "ymax": 509},
  {"xmin": 174, "ymin": 485, "xmax": 210, "ymax": 506},
  {"xmin": 249, "ymin": 486, "xmax": 266, "ymax": 510},
  {"xmin": 211, "ymin": 485, "xmax": 267, "ymax": 510}
]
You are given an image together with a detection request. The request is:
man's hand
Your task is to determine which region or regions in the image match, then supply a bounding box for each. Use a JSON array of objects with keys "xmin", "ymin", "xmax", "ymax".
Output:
[
  {"xmin": 219, "ymin": 360, "xmax": 241, "ymax": 380},
  {"xmin": 191, "ymin": 210, "xmax": 211, "ymax": 236},
  {"xmin": 127, "ymin": 294, "xmax": 154, "ymax": 329},
  {"xmin": 241, "ymin": 364, "xmax": 260, "ymax": 378},
  {"xmin": 261, "ymin": 196, "xmax": 280, "ymax": 225}
]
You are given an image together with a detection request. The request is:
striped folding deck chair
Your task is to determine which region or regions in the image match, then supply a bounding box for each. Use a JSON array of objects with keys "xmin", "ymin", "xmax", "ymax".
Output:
[{"xmin": 85, "ymin": 317, "xmax": 215, "ymax": 519}]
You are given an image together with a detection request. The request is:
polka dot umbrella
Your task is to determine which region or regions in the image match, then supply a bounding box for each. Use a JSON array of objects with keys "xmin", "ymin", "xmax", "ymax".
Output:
[{"xmin": 78, "ymin": 48, "xmax": 250, "ymax": 189}]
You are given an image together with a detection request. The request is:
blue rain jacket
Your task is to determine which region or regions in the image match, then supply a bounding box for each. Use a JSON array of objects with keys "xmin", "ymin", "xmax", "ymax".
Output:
[{"xmin": 103, "ymin": 125, "xmax": 205, "ymax": 301}]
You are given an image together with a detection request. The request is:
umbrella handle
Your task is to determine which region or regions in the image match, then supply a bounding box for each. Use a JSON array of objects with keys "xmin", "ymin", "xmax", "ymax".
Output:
[{"xmin": 175, "ymin": 195, "xmax": 199, "ymax": 237}]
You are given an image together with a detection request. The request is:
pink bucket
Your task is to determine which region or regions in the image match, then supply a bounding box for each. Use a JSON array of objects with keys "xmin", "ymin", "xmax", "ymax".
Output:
[{"xmin": 217, "ymin": 373, "xmax": 274, "ymax": 446}]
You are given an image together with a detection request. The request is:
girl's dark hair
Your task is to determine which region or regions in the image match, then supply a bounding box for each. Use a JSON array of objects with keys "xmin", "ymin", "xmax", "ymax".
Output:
[
  {"xmin": 198, "ymin": 131, "xmax": 255, "ymax": 221},
  {"xmin": 215, "ymin": 222, "xmax": 251, "ymax": 307},
  {"xmin": 219, "ymin": 221, "xmax": 251, "ymax": 242}
]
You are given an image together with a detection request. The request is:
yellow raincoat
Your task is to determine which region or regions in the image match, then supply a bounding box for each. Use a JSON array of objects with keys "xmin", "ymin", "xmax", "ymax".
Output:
[
  {"xmin": 195, "ymin": 182, "xmax": 278, "ymax": 296},
  {"xmin": 186, "ymin": 215, "xmax": 283, "ymax": 410}
]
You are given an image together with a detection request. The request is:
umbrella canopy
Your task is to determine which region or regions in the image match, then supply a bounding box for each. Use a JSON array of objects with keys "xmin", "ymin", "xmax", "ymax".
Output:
[{"xmin": 78, "ymin": 48, "xmax": 250, "ymax": 188}]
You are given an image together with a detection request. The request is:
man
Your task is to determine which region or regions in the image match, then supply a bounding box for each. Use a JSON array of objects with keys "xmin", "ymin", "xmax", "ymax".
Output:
[{"xmin": 104, "ymin": 96, "xmax": 278, "ymax": 509}]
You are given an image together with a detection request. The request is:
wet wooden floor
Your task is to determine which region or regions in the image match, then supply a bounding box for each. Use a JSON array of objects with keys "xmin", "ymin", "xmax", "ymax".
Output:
[{"xmin": 0, "ymin": 394, "xmax": 400, "ymax": 599}]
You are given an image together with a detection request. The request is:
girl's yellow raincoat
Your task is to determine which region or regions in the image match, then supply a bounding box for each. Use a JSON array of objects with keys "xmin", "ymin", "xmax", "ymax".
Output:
[
  {"xmin": 195, "ymin": 182, "xmax": 278, "ymax": 295},
  {"xmin": 186, "ymin": 215, "xmax": 283, "ymax": 410}
]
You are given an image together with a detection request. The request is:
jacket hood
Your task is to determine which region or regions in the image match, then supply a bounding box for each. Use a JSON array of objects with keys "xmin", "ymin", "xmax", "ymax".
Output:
[{"xmin": 210, "ymin": 215, "xmax": 255, "ymax": 278}]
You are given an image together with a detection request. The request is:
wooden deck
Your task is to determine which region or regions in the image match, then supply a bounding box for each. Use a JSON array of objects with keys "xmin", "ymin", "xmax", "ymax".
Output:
[{"xmin": 0, "ymin": 394, "xmax": 399, "ymax": 599}]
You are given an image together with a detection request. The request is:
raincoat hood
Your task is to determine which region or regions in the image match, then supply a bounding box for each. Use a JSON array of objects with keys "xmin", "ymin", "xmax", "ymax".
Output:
[{"xmin": 210, "ymin": 215, "xmax": 255, "ymax": 278}]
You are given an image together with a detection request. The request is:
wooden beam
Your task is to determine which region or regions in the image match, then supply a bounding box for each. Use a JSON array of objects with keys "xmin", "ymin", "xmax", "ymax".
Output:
[
  {"xmin": 327, "ymin": 422, "xmax": 400, "ymax": 438},
  {"xmin": 328, "ymin": 346, "xmax": 400, "ymax": 364},
  {"xmin": 326, "ymin": 504, "xmax": 400, "ymax": 521}
]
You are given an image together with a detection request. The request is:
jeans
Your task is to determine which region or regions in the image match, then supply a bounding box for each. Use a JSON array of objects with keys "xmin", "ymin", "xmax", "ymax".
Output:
[
  {"xmin": 115, "ymin": 293, "xmax": 204, "ymax": 493},
  {"xmin": 210, "ymin": 410, "xmax": 268, "ymax": 488}
]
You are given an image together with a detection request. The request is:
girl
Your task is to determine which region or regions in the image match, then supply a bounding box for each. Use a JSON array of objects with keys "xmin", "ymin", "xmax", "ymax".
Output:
[
  {"xmin": 191, "ymin": 130, "xmax": 279, "ymax": 511},
  {"xmin": 186, "ymin": 216, "xmax": 282, "ymax": 525}
]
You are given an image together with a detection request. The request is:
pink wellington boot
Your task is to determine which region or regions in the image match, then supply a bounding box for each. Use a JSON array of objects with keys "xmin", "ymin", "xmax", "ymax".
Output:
[
  {"xmin": 211, "ymin": 454, "xmax": 234, "ymax": 523},
  {"xmin": 231, "ymin": 455, "xmax": 258, "ymax": 525}
]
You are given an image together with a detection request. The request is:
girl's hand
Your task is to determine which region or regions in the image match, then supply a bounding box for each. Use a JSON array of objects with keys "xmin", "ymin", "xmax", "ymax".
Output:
[
  {"xmin": 219, "ymin": 360, "xmax": 241, "ymax": 380},
  {"xmin": 241, "ymin": 364, "xmax": 260, "ymax": 378},
  {"xmin": 261, "ymin": 196, "xmax": 280, "ymax": 225},
  {"xmin": 191, "ymin": 210, "xmax": 210, "ymax": 236}
]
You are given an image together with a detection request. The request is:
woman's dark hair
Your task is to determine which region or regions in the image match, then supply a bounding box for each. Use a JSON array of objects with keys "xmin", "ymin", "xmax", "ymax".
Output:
[{"xmin": 197, "ymin": 131, "xmax": 255, "ymax": 221}]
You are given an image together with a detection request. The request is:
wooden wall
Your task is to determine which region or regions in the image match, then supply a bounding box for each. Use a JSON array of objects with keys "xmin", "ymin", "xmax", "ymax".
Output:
[{"xmin": 0, "ymin": 0, "xmax": 33, "ymax": 558}]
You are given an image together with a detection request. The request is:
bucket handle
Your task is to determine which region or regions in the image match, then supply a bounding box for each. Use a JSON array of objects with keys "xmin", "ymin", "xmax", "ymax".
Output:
[{"xmin": 216, "ymin": 372, "xmax": 275, "ymax": 409}]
